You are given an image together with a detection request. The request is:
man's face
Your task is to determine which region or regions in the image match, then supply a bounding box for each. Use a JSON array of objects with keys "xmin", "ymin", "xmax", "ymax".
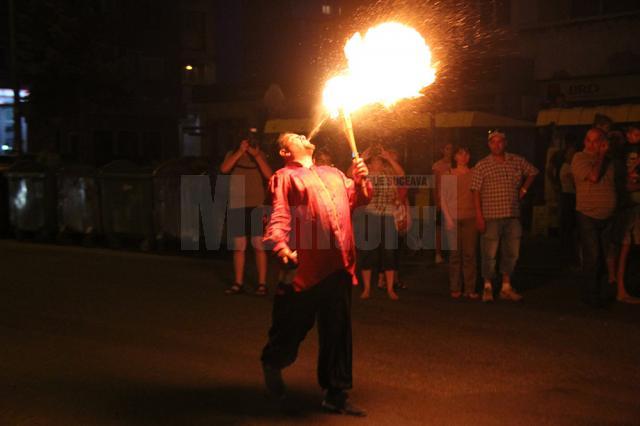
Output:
[
  {"xmin": 455, "ymin": 150, "xmax": 470, "ymax": 166},
  {"xmin": 627, "ymin": 152, "xmax": 639, "ymax": 170},
  {"xmin": 442, "ymin": 143, "xmax": 453, "ymax": 160},
  {"xmin": 314, "ymin": 152, "xmax": 332, "ymax": 166},
  {"xmin": 627, "ymin": 128, "xmax": 640, "ymax": 144},
  {"xmin": 488, "ymin": 136, "xmax": 506, "ymax": 156},
  {"xmin": 584, "ymin": 130, "xmax": 605, "ymax": 152},
  {"xmin": 281, "ymin": 134, "xmax": 315, "ymax": 158}
]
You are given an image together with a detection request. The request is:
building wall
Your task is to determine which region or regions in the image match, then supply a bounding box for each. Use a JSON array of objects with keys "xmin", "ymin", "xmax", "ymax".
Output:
[{"xmin": 513, "ymin": 5, "xmax": 640, "ymax": 80}]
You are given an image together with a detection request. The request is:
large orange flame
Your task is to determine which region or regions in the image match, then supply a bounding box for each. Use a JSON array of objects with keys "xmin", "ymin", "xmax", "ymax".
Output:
[{"xmin": 323, "ymin": 22, "xmax": 436, "ymax": 117}]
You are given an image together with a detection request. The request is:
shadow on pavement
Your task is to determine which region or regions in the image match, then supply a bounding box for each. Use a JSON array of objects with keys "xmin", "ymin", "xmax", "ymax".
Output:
[{"xmin": 15, "ymin": 380, "xmax": 324, "ymax": 425}]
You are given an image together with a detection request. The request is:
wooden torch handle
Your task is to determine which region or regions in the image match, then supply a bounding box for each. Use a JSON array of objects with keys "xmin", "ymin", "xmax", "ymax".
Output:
[{"xmin": 340, "ymin": 109, "xmax": 369, "ymax": 198}]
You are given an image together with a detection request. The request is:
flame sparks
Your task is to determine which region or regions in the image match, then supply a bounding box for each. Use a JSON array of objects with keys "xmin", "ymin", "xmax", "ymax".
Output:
[{"xmin": 322, "ymin": 22, "xmax": 436, "ymax": 117}]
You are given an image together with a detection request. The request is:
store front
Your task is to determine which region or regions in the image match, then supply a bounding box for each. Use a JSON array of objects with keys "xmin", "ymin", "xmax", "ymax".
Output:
[{"xmin": 0, "ymin": 88, "xmax": 29, "ymax": 154}]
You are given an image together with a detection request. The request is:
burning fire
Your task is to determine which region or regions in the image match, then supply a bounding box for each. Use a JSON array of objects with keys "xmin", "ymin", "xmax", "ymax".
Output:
[{"xmin": 323, "ymin": 22, "xmax": 436, "ymax": 117}]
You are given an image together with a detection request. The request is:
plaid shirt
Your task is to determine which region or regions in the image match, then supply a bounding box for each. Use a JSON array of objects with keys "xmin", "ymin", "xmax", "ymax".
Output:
[
  {"xmin": 366, "ymin": 172, "xmax": 398, "ymax": 215},
  {"xmin": 470, "ymin": 153, "xmax": 538, "ymax": 219}
]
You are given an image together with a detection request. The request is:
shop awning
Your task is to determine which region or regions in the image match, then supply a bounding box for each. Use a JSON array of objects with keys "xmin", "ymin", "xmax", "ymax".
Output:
[
  {"xmin": 434, "ymin": 111, "xmax": 535, "ymax": 128},
  {"xmin": 264, "ymin": 111, "xmax": 534, "ymax": 133},
  {"xmin": 536, "ymin": 104, "xmax": 640, "ymax": 126},
  {"xmin": 264, "ymin": 118, "xmax": 313, "ymax": 134}
]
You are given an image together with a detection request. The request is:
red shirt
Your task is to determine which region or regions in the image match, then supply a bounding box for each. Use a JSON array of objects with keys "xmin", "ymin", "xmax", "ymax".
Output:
[{"xmin": 263, "ymin": 162, "xmax": 372, "ymax": 291}]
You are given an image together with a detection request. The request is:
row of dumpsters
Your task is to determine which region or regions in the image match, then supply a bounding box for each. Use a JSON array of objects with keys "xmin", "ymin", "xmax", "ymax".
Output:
[{"xmin": 0, "ymin": 157, "xmax": 216, "ymax": 251}]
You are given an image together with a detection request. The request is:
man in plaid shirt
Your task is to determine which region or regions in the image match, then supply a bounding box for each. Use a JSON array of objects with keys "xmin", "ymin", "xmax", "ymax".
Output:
[{"xmin": 471, "ymin": 131, "xmax": 538, "ymax": 302}]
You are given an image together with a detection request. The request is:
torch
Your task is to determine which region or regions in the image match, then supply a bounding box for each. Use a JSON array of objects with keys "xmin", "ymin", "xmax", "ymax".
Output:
[
  {"xmin": 320, "ymin": 22, "xmax": 436, "ymax": 174},
  {"xmin": 340, "ymin": 108, "xmax": 359, "ymax": 160},
  {"xmin": 339, "ymin": 107, "xmax": 368, "ymax": 196}
]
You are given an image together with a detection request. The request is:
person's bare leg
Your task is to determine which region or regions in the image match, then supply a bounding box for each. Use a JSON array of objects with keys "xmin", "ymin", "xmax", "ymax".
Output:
[
  {"xmin": 606, "ymin": 252, "xmax": 617, "ymax": 285},
  {"xmin": 361, "ymin": 270, "xmax": 372, "ymax": 299},
  {"xmin": 385, "ymin": 270, "xmax": 399, "ymax": 300},
  {"xmin": 502, "ymin": 272, "xmax": 511, "ymax": 286},
  {"xmin": 616, "ymin": 243, "xmax": 640, "ymax": 303},
  {"xmin": 377, "ymin": 272, "xmax": 385, "ymax": 289},
  {"xmin": 252, "ymin": 236, "xmax": 267, "ymax": 285},
  {"xmin": 233, "ymin": 236, "xmax": 247, "ymax": 286},
  {"xmin": 435, "ymin": 227, "xmax": 444, "ymax": 263}
]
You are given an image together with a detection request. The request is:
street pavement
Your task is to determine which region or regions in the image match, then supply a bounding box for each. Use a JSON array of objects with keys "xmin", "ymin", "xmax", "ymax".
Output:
[{"xmin": 1, "ymin": 239, "xmax": 639, "ymax": 425}]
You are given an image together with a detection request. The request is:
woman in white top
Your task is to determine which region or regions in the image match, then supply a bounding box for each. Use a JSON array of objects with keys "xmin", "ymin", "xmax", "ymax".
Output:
[{"xmin": 220, "ymin": 135, "xmax": 273, "ymax": 295}]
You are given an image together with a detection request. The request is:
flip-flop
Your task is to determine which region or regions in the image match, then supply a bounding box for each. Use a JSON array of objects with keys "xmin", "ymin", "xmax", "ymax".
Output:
[
  {"xmin": 255, "ymin": 284, "xmax": 268, "ymax": 296},
  {"xmin": 617, "ymin": 295, "xmax": 640, "ymax": 304},
  {"xmin": 225, "ymin": 283, "xmax": 244, "ymax": 295}
]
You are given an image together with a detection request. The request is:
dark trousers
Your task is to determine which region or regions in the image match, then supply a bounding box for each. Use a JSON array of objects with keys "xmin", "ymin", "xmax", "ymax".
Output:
[
  {"xmin": 559, "ymin": 193, "xmax": 578, "ymax": 261},
  {"xmin": 357, "ymin": 213, "xmax": 399, "ymax": 271},
  {"xmin": 261, "ymin": 270, "xmax": 353, "ymax": 391},
  {"xmin": 447, "ymin": 218, "xmax": 478, "ymax": 294},
  {"xmin": 577, "ymin": 212, "xmax": 612, "ymax": 305}
]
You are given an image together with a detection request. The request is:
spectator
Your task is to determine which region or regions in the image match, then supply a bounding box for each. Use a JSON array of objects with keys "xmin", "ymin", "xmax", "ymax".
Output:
[
  {"xmin": 219, "ymin": 131, "xmax": 273, "ymax": 296},
  {"xmin": 471, "ymin": 130, "xmax": 539, "ymax": 302},
  {"xmin": 593, "ymin": 113, "xmax": 613, "ymax": 133},
  {"xmin": 313, "ymin": 147, "xmax": 334, "ymax": 167},
  {"xmin": 558, "ymin": 140, "xmax": 580, "ymax": 268},
  {"xmin": 358, "ymin": 145, "xmax": 404, "ymax": 300},
  {"xmin": 432, "ymin": 142, "xmax": 453, "ymax": 264},
  {"xmin": 377, "ymin": 148, "xmax": 409, "ymax": 291},
  {"xmin": 441, "ymin": 146, "xmax": 479, "ymax": 299},
  {"xmin": 571, "ymin": 128, "xmax": 618, "ymax": 308},
  {"xmin": 613, "ymin": 125, "xmax": 640, "ymax": 303}
]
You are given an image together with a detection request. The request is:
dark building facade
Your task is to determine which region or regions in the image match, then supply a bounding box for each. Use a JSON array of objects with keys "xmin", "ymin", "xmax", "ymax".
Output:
[{"xmin": 15, "ymin": 0, "xmax": 182, "ymax": 166}]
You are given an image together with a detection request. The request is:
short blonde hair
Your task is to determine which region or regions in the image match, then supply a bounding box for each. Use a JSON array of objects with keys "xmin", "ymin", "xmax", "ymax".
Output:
[{"xmin": 277, "ymin": 132, "xmax": 299, "ymax": 150}]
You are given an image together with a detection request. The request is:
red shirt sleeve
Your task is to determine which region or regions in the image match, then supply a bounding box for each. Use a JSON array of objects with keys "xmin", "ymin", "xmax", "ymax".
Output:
[
  {"xmin": 341, "ymin": 171, "xmax": 373, "ymax": 210},
  {"xmin": 263, "ymin": 172, "xmax": 292, "ymax": 253}
]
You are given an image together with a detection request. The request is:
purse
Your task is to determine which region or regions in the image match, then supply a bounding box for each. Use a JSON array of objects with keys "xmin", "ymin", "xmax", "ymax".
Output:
[{"xmin": 393, "ymin": 187, "xmax": 410, "ymax": 235}]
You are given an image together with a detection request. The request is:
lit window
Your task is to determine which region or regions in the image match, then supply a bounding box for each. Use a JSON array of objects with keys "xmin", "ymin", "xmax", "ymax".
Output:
[{"xmin": 322, "ymin": 5, "xmax": 331, "ymax": 15}]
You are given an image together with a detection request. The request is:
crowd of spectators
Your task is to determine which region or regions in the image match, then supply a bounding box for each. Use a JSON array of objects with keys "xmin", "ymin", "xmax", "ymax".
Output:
[{"xmin": 218, "ymin": 120, "xmax": 640, "ymax": 308}]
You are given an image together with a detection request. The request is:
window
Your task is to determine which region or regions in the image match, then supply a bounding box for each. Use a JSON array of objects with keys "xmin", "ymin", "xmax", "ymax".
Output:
[
  {"xmin": 603, "ymin": 0, "xmax": 640, "ymax": 14},
  {"xmin": 539, "ymin": 0, "xmax": 640, "ymax": 23},
  {"xmin": 139, "ymin": 57, "xmax": 165, "ymax": 82},
  {"xmin": 116, "ymin": 131, "xmax": 139, "ymax": 160},
  {"xmin": 94, "ymin": 131, "xmax": 114, "ymax": 166},
  {"xmin": 182, "ymin": 11, "xmax": 206, "ymax": 51},
  {"xmin": 182, "ymin": 63, "xmax": 216, "ymax": 85},
  {"xmin": 570, "ymin": 0, "xmax": 600, "ymax": 18},
  {"xmin": 538, "ymin": 0, "xmax": 570, "ymax": 22},
  {"xmin": 141, "ymin": 132, "xmax": 162, "ymax": 161},
  {"xmin": 496, "ymin": 0, "xmax": 511, "ymax": 26},
  {"xmin": 65, "ymin": 133, "xmax": 81, "ymax": 161},
  {"xmin": 0, "ymin": 106, "xmax": 14, "ymax": 152},
  {"xmin": 322, "ymin": 5, "xmax": 331, "ymax": 15}
]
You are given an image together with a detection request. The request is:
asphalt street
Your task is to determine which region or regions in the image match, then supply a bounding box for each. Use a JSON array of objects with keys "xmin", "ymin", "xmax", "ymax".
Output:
[{"xmin": 1, "ymin": 239, "xmax": 639, "ymax": 425}]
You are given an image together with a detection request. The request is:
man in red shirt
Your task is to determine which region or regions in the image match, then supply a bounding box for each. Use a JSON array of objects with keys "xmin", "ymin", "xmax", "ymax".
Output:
[{"xmin": 261, "ymin": 132, "xmax": 371, "ymax": 416}]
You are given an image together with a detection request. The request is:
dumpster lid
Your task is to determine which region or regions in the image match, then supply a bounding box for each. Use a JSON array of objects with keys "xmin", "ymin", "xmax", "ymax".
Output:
[
  {"xmin": 58, "ymin": 163, "xmax": 99, "ymax": 176},
  {"xmin": 153, "ymin": 157, "xmax": 210, "ymax": 177},
  {"xmin": 99, "ymin": 160, "xmax": 153, "ymax": 176},
  {"xmin": 6, "ymin": 159, "xmax": 50, "ymax": 174}
]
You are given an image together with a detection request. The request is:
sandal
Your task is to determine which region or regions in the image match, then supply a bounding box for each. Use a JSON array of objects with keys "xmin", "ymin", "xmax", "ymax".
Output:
[
  {"xmin": 394, "ymin": 280, "xmax": 408, "ymax": 290},
  {"xmin": 225, "ymin": 283, "xmax": 244, "ymax": 295},
  {"xmin": 255, "ymin": 284, "xmax": 268, "ymax": 296}
]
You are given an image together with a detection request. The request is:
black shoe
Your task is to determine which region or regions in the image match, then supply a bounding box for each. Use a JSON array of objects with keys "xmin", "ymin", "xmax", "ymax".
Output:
[
  {"xmin": 262, "ymin": 363, "xmax": 286, "ymax": 398},
  {"xmin": 321, "ymin": 391, "xmax": 366, "ymax": 417}
]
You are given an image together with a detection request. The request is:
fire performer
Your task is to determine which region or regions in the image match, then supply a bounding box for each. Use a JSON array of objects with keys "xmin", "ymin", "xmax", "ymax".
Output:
[{"xmin": 260, "ymin": 132, "xmax": 371, "ymax": 416}]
